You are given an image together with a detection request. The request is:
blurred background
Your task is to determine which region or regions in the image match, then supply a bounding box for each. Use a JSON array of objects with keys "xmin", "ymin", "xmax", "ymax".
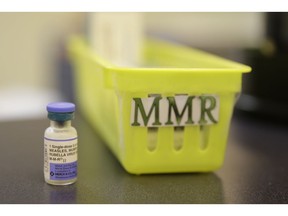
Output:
[{"xmin": 1, "ymin": 12, "xmax": 287, "ymax": 122}]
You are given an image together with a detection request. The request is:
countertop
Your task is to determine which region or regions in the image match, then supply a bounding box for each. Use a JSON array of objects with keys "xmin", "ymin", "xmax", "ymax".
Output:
[{"xmin": 0, "ymin": 112, "xmax": 288, "ymax": 204}]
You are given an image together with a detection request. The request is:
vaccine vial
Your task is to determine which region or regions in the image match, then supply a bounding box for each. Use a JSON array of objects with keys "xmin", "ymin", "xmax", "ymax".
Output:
[{"xmin": 44, "ymin": 102, "xmax": 78, "ymax": 185}]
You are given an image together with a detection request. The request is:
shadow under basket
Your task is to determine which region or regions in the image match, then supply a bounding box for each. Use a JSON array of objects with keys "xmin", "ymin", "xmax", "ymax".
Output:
[{"xmin": 68, "ymin": 36, "xmax": 251, "ymax": 174}]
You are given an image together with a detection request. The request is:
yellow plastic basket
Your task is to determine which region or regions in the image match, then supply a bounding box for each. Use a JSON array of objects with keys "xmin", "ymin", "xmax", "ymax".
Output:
[{"xmin": 68, "ymin": 36, "xmax": 251, "ymax": 174}]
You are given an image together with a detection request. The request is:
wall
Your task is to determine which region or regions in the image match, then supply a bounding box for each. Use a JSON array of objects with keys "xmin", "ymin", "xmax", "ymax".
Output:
[
  {"xmin": 0, "ymin": 13, "xmax": 84, "ymax": 90},
  {"xmin": 0, "ymin": 13, "xmax": 265, "ymax": 91},
  {"xmin": 0, "ymin": 12, "xmax": 264, "ymax": 120},
  {"xmin": 145, "ymin": 12, "xmax": 265, "ymax": 49}
]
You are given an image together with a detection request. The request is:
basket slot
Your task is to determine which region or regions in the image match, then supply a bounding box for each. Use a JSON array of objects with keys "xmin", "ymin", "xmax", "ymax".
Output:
[
  {"xmin": 174, "ymin": 126, "xmax": 184, "ymax": 151},
  {"xmin": 184, "ymin": 126, "xmax": 199, "ymax": 152},
  {"xmin": 146, "ymin": 93, "xmax": 162, "ymax": 151},
  {"xmin": 147, "ymin": 127, "xmax": 158, "ymax": 152},
  {"xmin": 172, "ymin": 93, "xmax": 187, "ymax": 151},
  {"xmin": 199, "ymin": 125, "xmax": 210, "ymax": 150},
  {"xmin": 156, "ymin": 127, "xmax": 174, "ymax": 153}
]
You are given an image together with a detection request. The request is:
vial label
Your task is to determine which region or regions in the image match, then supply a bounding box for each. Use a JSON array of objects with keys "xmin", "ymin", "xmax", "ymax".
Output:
[{"xmin": 44, "ymin": 137, "xmax": 77, "ymax": 181}]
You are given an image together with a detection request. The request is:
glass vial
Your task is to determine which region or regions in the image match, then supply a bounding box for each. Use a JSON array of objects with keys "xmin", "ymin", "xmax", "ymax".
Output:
[{"xmin": 44, "ymin": 102, "xmax": 78, "ymax": 185}]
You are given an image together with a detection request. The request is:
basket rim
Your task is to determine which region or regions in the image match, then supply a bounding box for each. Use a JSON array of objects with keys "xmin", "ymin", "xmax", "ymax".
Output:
[{"xmin": 68, "ymin": 35, "xmax": 252, "ymax": 75}]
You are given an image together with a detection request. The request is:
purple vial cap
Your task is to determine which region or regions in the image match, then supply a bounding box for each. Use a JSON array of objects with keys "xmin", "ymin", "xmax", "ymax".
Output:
[{"xmin": 47, "ymin": 102, "xmax": 75, "ymax": 113}]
